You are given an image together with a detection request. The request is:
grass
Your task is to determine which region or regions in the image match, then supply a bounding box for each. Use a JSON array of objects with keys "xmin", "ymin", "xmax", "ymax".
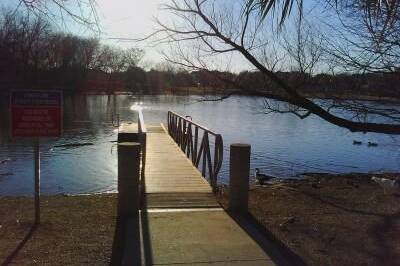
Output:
[
  {"xmin": 0, "ymin": 194, "xmax": 117, "ymax": 265},
  {"xmin": 218, "ymin": 173, "xmax": 400, "ymax": 266}
]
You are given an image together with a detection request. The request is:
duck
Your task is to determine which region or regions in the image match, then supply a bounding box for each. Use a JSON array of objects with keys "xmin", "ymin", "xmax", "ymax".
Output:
[
  {"xmin": 0, "ymin": 158, "xmax": 11, "ymax": 164},
  {"xmin": 368, "ymin": 142, "xmax": 378, "ymax": 147},
  {"xmin": 254, "ymin": 168, "xmax": 275, "ymax": 185},
  {"xmin": 353, "ymin": 140, "xmax": 362, "ymax": 145},
  {"xmin": 371, "ymin": 176, "xmax": 400, "ymax": 195}
]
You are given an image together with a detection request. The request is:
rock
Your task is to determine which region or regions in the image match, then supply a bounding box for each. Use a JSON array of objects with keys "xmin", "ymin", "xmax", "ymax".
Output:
[
  {"xmin": 312, "ymin": 183, "xmax": 320, "ymax": 189},
  {"xmin": 279, "ymin": 216, "xmax": 296, "ymax": 229}
]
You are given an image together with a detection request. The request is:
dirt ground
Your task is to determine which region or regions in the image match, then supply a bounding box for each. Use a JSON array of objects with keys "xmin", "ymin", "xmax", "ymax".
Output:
[
  {"xmin": 0, "ymin": 194, "xmax": 117, "ymax": 265},
  {"xmin": 1, "ymin": 174, "xmax": 400, "ymax": 266},
  {"xmin": 218, "ymin": 173, "xmax": 400, "ymax": 266}
]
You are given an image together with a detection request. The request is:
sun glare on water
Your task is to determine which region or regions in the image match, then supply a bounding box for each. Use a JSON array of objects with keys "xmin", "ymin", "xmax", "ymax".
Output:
[{"xmin": 130, "ymin": 102, "xmax": 144, "ymax": 112}]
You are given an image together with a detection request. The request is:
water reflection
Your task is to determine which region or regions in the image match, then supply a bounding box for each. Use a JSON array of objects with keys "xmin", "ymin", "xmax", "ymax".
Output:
[{"xmin": 0, "ymin": 94, "xmax": 399, "ymax": 196}]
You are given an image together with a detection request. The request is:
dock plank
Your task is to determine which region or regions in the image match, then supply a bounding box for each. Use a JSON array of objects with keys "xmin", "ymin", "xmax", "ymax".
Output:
[{"xmin": 144, "ymin": 124, "xmax": 214, "ymax": 196}]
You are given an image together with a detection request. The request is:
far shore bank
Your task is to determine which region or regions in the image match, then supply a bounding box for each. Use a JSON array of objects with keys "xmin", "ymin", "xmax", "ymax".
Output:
[{"xmin": 1, "ymin": 88, "xmax": 400, "ymax": 103}]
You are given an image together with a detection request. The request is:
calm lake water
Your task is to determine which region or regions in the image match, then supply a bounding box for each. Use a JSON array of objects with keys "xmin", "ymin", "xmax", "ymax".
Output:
[{"xmin": 0, "ymin": 94, "xmax": 399, "ymax": 196}]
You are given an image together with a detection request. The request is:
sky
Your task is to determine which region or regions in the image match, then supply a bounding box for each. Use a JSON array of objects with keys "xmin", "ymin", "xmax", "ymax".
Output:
[
  {"xmin": 89, "ymin": 0, "xmax": 338, "ymax": 73},
  {"xmin": 0, "ymin": 0, "xmax": 342, "ymax": 73},
  {"xmin": 0, "ymin": 0, "xmax": 166, "ymax": 66},
  {"xmin": 1, "ymin": 0, "xmax": 164, "ymax": 37},
  {"xmin": 94, "ymin": 0, "xmax": 258, "ymax": 71},
  {"xmin": 0, "ymin": 0, "xmax": 256, "ymax": 71},
  {"xmin": 93, "ymin": 0, "xmax": 167, "ymax": 67},
  {"xmin": 95, "ymin": 0, "xmax": 163, "ymax": 39}
]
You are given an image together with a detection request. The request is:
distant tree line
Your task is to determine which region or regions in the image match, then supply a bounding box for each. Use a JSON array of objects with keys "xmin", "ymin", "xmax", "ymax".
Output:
[
  {"xmin": 0, "ymin": 9, "xmax": 399, "ymax": 100},
  {"xmin": 235, "ymin": 71, "xmax": 400, "ymax": 100},
  {"xmin": 0, "ymin": 10, "xmax": 144, "ymax": 92}
]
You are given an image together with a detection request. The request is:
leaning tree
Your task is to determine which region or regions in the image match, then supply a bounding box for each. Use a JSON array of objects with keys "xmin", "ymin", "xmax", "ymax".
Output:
[{"xmin": 151, "ymin": 0, "xmax": 400, "ymax": 134}]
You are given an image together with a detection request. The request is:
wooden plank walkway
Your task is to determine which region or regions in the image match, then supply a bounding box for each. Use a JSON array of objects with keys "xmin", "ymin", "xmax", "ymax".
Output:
[
  {"xmin": 144, "ymin": 124, "xmax": 219, "ymax": 208},
  {"xmin": 117, "ymin": 122, "xmax": 276, "ymax": 265},
  {"xmin": 141, "ymin": 124, "xmax": 275, "ymax": 265}
]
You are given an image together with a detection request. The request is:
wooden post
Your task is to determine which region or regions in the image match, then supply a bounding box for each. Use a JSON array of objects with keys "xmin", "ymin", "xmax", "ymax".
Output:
[
  {"xmin": 118, "ymin": 142, "xmax": 141, "ymax": 217},
  {"xmin": 34, "ymin": 138, "xmax": 40, "ymax": 225},
  {"xmin": 229, "ymin": 143, "xmax": 251, "ymax": 214}
]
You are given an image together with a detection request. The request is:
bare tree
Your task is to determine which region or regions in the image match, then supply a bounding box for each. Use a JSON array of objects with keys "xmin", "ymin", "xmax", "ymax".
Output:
[
  {"xmin": 124, "ymin": 47, "xmax": 145, "ymax": 69},
  {"xmin": 321, "ymin": 1, "xmax": 400, "ymax": 73},
  {"xmin": 0, "ymin": 10, "xmax": 50, "ymax": 81},
  {"xmin": 282, "ymin": 17, "xmax": 323, "ymax": 76},
  {"xmin": 94, "ymin": 45, "xmax": 144, "ymax": 73},
  {"xmin": 81, "ymin": 38, "xmax": 100, "ymax": 69},
  {"xmin": 250, "ymin": 0, "xmax": 399, "ymax": 27},
  {"xmin": 251, "ymin": 0, "xmax": 400, "ymax": 73},
  {"xmin": 153, "ymin": 0, "xmax": 400, "ymax": 134},
  {"xmin": 15, "ymin": 0, "xmax": 98, "ymax": 30}
]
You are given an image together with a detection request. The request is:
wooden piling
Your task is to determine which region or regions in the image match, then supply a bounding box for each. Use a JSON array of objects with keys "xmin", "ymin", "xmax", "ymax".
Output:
[
  {"xmin": 229, "ymin": 143, "xmax": 251, "ymax": 213},
  {"xmin": 118, "ymin": 142, "xmax": 141, "ymax": 217}
]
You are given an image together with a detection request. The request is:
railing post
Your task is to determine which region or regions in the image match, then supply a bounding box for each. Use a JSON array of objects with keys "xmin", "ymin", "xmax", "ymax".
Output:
[
  {"xmin": 193, "ymin": 126, "xmax": 198, "ymax": 164},
  {"xmin": 118, "ymin": 142, "xmax": 141, "ymax": 217},
  {"xmin": 140, "ymin": 133, "xmax": 147, "ymax": 181},
  {"xmin": 229, "ymin": 143, "xmax": 251, "ymax": 214},
  {"xmin": 202, "ymin": 136, "xmax": 207, "ymax": 177}
]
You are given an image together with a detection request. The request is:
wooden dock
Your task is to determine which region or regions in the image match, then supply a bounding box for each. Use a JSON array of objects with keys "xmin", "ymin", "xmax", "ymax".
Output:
[
  {"xmin": 116, "ymin": 118, "xmax": 276, "ymax": 265},
  {"xmin": 144, "ymin": 124, "xmax": 220, "ymax": 209}
]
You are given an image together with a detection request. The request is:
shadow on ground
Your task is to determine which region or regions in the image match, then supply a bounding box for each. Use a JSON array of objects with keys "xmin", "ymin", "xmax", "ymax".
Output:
[
  {"xmin": 227, "ymin": 211, "xmax": 307, "ymax": 266},
  {"xmin": 1, "ymin": 223, "xmax": 37, "ymax": 266}
]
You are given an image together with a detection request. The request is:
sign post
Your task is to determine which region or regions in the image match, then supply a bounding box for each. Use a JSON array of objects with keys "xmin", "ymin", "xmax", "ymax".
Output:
[
  {"xmin": 34, "ymin": 138, "xmax": 40, "ymax": 225},
  {"xmin": 10, "ymin": 90, "xmax": 62, "ymax": 225}
]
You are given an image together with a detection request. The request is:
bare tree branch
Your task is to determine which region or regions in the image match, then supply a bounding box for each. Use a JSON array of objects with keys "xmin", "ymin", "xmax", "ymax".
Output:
[{"xmin": 155, "ymin": 0, "xmax": 400, "ymax": 135}]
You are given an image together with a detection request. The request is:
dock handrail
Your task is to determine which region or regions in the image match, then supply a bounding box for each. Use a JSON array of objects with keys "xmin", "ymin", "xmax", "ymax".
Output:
[
  {"xmin": 137, "ymin": 109, "xmax": 147, "ymax": 184},
  {"xmin": 138, "ymin": 109, "xmax": 146, "ymax": 134},
  {"xmin": 167, "ymin": 111, "xmax": 223, "ymax": 192}
]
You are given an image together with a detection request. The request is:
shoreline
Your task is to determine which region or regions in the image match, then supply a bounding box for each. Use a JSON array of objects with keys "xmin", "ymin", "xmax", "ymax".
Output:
[
  {"xmin": 1, "ymin": 172, "xmax": 399, "ymax": 198},
  {"xmin": 1, "ymin": 89, "xmax": 400, "ymax": 103}
]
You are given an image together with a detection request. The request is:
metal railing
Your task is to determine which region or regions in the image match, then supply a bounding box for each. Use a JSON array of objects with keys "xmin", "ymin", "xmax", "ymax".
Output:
[
  {"xmin": 137, "ymin": 110, "xmax": 147, "ymax": 183},
  {"xmin": 167, "ymin": 111, "xmax": 223, "ymax": 192},
  {"xmin": 138, "ymin": 110, "xmax": 146, "ymax": 134}
]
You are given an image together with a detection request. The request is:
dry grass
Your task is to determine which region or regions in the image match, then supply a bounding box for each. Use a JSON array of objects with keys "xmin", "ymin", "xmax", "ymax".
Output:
[
  {"xmin": 218, "ymin": 174, "xmax": 400, "ymax": 266},
  {"xmin": 0, "ymin": 194, "xmax": 117, "ymax": 265}
]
